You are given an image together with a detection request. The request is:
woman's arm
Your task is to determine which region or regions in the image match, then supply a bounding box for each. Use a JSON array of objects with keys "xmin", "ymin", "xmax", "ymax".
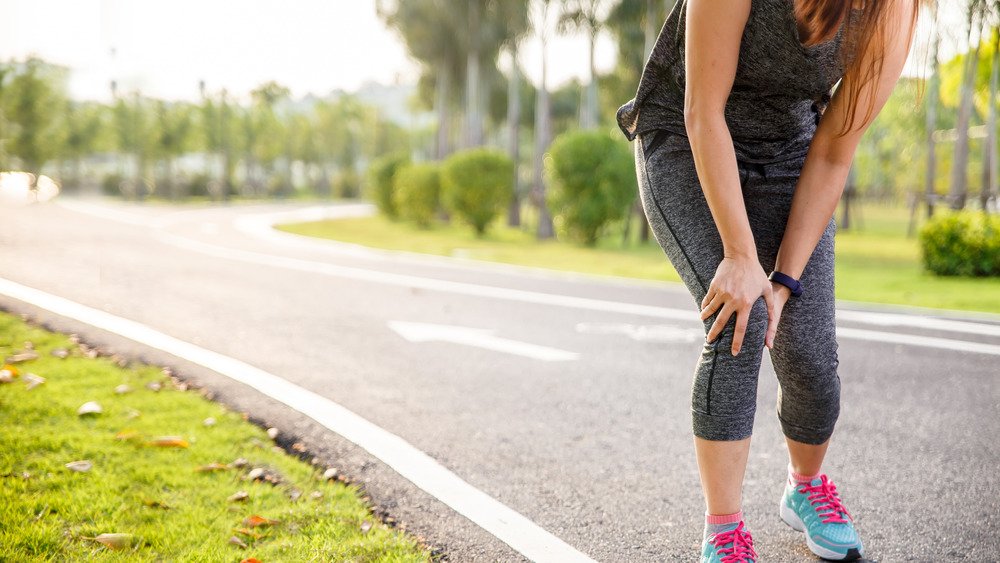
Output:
[
  {"xmin": 775, "ymin": 0, "xmax": 918, "ymax": 281},
  {"xmin": 685, "ymin": 0, "xmax": 776, "ymax": 356}
]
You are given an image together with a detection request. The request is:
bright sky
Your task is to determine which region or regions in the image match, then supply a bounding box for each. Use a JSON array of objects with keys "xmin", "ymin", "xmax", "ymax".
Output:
[{"xmin": 0, "ymin": 0, "xmax": 617, "ymax": 103}]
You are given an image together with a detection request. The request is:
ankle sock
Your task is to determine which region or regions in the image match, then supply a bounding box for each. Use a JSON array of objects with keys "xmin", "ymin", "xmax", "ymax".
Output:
[
  {"xmin": 704, "ymin": 510, "xmax": 743, "ymax": 542},
  {"xmin": 788, "ymin": 462, "xmax": 820, "ymax": 485}
]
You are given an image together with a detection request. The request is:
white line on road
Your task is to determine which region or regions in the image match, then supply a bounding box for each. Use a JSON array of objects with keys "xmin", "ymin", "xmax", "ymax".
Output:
[
  {"xmin": 0, "ymin": 277, "xmax": 596, "ymax": 563},
  {"xmin": 389, "ymin": 321, "xmax": 579, "ymax": 362},
  {"xmin": 153, "ymin": 230, "xmax": 1000, "ymax": 357}
]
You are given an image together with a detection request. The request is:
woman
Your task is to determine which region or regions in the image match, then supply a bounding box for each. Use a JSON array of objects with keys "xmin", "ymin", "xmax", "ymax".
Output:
[{"xmin": 617, "ymin": 0, "xmax": 922, "ymax": 561}]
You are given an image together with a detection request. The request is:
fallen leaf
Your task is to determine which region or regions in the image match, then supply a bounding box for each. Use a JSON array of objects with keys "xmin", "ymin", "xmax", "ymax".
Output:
[
  {"xmin": 115, "ymin": 429, "xmax": 141, "ymax": 441},
  {"xmin": 24, "ymin": 373, "xmax": 45, "ymax": 390},
  {"xmin": 196, "ymin": 462, "xmax": 230, "ymax": 472},
  {"xmin": 228, "ymin": 491, "xmax": 249, "ymax": 503},
  {"xmin": 78, "ymin": 401, "xmax": 103, "ymax": 416},
  {"xmin": 6, "ymin": 351, "xmax": 38, "ymax": 363},
  {"xmin": 142, "ymin": 499, "xmax": 171, "ymax": 509},
  {"xmin": 85, "ymin": 533, "xmax": 132, "ymax": 550},
  {"xmin": 147, "ymin": 436, "xmax": 189, "ymax": 448},
  {"xmin": 287, "ymin": 488, "xmax": 302, "ymax": 501},
  {"xmin": 0, "ymin": 370, "xmax": 16, "ymax": 383},
  {"xmin": 228, "ymin": 536, "xmax": 248, "ymax": 549},
  {"xmin": 51, "ymin": 348, "xmax": 69, "ymax": 359},
  {"xmin": 309, "ymin": 491, "xmax": 323, "ymax": 500},
  {"xmin": 114, "ymin": 384, "xmax": 132, "ymax": 395},
  {"xmin": 242, "ymin": 515, "xmax": 279, "ymax": 527},
  {"xmin": 230, "ymin": 458, "xmax": 249, "ymax": 468},
  {"xmin": 360, "ymin": 520, "xmax": 372, "ymax": 534},
  {"xmin": 233, "ymin": 527, "xmax": 264, "ymax": 539},
  {"xmin": 203, "ymin": 417, "xmax": 217, "ymax": 427},
  {"xmin": 241, "ymin": 559, "xmax": 262, "ymax": 563},
  {"xmin": 145, "ymin": 381, "xmax": 162, "ymax": 392},
  {"xmin": 66, "ymin": 460, "xmax": 93, "ymax": 472}
]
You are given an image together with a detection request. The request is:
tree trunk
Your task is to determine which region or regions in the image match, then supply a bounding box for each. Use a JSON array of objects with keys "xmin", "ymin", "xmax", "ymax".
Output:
[
  {"xmin": 925, "ymin": 0, "xmax": 940, "ymax": 220},
  {"xmin": 534, "ymin": 28, "xmax": 555, "ymax": 240},
  {"xmin": 983, "ymin": 24, "xmax": 999, "ymax": 211},
  {"xmin": 507, "ymin": 45, "xmax": 523, "ymax": 228},
  {"xmin": 465, "ymin": 0, "xmax": 483, "ymax": 148},
  {"xmin": 949, "ymin": 3, "xmax": 984, "ymax": 211},
  {"xmin": 435, "ymin": 61, "xmax": 452, "ymax": 160},
  {"xmin": 583, "ymin": 31, "xmax": 598, "ymax": 129}
]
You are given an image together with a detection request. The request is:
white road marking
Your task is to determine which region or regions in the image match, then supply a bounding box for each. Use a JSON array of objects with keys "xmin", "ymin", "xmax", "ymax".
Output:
[
  {"xmin": 0, "ymin": 277, "xmax": 596, "ymax": 563},
  {"xmin": 389, "ymin": 321, "xmax": 579, "ymax": 362},
  {"xmin": 575, "ymin": 322, "xmax": 705, "ymax": 344}
]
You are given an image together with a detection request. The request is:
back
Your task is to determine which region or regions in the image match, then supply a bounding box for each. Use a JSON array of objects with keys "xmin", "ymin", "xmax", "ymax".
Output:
[{"xmin": 616, "ymin": 0, "xmax": 862, "ymax": 164}]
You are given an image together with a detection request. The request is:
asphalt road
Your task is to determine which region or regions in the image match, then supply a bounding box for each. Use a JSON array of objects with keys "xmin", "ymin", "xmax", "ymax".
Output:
[{"xmin": 1, "ymin": 198, "xmax": 998, "ymax": 562}]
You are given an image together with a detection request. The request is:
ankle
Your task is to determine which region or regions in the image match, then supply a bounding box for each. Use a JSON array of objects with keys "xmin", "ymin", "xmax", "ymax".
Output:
[
  {"xmin": 787, "ymin": 462, "xmax": 820, "ymax": 484},
  {"xmin": 706, "ymin": 509, "xmax": 743, "ymax": 525}
]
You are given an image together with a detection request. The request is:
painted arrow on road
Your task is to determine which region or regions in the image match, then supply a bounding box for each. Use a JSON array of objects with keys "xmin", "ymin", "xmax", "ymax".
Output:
[{"xmin": 388, "ymin": 321, "xmax": 579, "ymax": 362}]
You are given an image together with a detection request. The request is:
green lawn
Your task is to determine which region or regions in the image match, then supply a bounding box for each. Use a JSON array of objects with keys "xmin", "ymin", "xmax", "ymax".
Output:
[
  {"xmin": 277, "ymin": 201, "xmax": 1000, "ymax": 315},
  {"xmin": 0, "ymin": 311, "xmax": 432, "ymax": 562}
]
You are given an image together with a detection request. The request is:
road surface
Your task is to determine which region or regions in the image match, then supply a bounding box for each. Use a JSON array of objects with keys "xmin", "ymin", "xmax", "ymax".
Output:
[{"xmin": 1, "ymin": 198, "xmax": 997, "ymax": 562}]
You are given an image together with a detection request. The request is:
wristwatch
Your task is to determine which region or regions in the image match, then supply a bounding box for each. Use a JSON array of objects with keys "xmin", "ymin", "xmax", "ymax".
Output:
[{"xmin": 769, "ymin": 270, "xmax": 803, "ymax": 297}]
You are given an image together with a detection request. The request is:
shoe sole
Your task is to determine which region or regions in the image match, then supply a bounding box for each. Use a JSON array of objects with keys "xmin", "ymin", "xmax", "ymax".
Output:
[{"xmin": 780, "ymin": 497, "xmax": 863, "ymax": 561}]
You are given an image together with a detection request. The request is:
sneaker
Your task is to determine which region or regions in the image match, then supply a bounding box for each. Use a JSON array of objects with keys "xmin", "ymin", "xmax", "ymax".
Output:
[
  {"xmin": 701, "ymin": 520, "xmax": 758, "ymax": 563},
  {"xmin": 780, "ymin": 473, "xmax": 864, "ymax": 561}
]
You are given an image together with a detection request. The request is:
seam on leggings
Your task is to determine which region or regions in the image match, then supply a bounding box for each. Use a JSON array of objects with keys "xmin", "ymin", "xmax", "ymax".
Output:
[{"xmin": 639, "ymin": 140, "xmax": 718, "ymax": 414}]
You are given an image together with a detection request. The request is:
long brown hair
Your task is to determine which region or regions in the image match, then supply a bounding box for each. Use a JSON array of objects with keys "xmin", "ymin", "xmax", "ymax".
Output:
[{"xmin": 793, "ymin": 0, "xmax": 925, "ymax": 137}]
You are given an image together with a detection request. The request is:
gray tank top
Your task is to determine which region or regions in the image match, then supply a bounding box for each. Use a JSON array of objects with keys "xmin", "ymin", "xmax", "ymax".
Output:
[{"xmin": 616, "ymin": 0, "xmax": 862, "ymax": 163}]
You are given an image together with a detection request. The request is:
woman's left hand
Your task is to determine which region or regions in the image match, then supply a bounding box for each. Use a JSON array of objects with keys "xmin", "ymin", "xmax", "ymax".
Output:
[{"xmin": 766, "ymin": 282, "xmax": 792, "ymax": 349}]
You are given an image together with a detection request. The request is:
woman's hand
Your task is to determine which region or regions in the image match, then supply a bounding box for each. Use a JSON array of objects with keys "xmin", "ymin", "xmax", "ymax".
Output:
[{"xmin": 699, "ymin": 255, "xmax": 779, "ymax": 356}]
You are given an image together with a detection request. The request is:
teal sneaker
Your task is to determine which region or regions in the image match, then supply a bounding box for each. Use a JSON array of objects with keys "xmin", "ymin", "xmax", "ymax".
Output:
[
  {"xmin": 780, "ymin": 473, "xmax": 864, "ymax": 561},
  {"xmin": 700, "ymin": 520, "xmax": 757, "ymax": 563}
]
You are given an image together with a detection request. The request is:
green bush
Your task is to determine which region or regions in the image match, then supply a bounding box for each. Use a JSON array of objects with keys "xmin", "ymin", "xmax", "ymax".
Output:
[
  {"xmin": 393, "ymin": 162, "xmax": 441, "ymax": 228},
  {"xmin": 545, "ymin": 130, "xmax": 637, "ymax": 246},
  {"xmin": 440, "ymin": 148, "xmax": 514, "ymax": 236},
  {"xmin": 334, "ymin": 168, "xmax": 360, "ymax": 199},
  {"xmin": 365, "ymin": 152, "xmax": 410, "ymax": 219},
  {"xmin": 919, "ymin": 210, "xmax": 1000, "ymax": 276}
]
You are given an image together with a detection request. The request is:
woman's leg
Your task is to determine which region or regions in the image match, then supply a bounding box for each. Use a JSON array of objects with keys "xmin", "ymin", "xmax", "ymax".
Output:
[{"xmin": 634, "ymin": 130, "xmax": 770, "ymax": 516}]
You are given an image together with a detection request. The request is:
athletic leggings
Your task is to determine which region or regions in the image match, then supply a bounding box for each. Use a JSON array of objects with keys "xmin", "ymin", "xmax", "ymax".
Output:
[{"xmin": 635, "ymin": 128, "xmax": 841, "ymax": 446}]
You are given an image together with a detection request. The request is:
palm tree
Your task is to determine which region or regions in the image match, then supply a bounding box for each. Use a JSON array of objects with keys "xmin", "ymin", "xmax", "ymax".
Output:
[
  {"xmin": 558, "ymin": 0, "xmax": 610, "ymax": 129},
  {"xmin": 949, "ymin": 0, "xmax": 987, "ymax": 210},
  {"xmin": 532, "ymin": 0, "xmax": 558, "ymax": 239}
]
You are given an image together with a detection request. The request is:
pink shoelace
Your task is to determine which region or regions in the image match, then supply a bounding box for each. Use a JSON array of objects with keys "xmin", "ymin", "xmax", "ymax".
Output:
[
  {"xmin": 797, "ymin": 474, "xmax": 854, "ymax": 524},
  {"xmin": 710, "ymin": 521, "xmax": 758, "ymax": 563}
]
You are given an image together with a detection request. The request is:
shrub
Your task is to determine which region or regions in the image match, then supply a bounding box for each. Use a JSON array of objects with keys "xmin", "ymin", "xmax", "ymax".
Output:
[
  {"xmin": 335, "ymin": 168, "xmax": 361, "ymax": 199},
  {"xmin": 393, "ymin": 162, "xmax": 441, "ymax": 228},
  {"xmin": 919, "ymin": 210, "xmax": 1000, "ymax": 277},
  {"xmin": 440, "ymin": 148, "xmax": 514, "ymax": 236},
  {"xmin": 545, "ymin": 129, "xmax": 637, "ymax": 246},
  {"xmin": 365, "ymin": 152, "xmax": 410, "ymax": 219}
]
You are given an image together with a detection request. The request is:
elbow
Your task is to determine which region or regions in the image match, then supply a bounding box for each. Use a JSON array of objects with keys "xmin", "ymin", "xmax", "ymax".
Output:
[{"xmin": 683, "ymin": 99, "xmax": 723, "ymax": 141}]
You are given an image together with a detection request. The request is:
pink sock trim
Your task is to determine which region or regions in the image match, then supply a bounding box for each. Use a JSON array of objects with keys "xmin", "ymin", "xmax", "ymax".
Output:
[
  {"xmin": 788, "ymin": 462, "xmax": 820, "ymax": 483},
  {"xmin": 705, "ymin": 510, "xmax": 743, "ymax": 525}
]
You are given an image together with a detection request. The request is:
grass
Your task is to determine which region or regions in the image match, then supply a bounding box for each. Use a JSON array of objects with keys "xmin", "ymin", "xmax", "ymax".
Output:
[
  {"xmin": 0, "ymin": 311, "xmax": 433, "ymax": 562},
  {"xmin": 277, "ymin": 200, "xmax": 1000, "ymax": 315}
]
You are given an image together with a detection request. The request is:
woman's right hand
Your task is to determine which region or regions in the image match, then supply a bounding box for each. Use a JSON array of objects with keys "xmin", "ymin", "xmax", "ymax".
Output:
[{"xmin": 699, "ymin": 255, "xmax": 777, "ymax": 357}]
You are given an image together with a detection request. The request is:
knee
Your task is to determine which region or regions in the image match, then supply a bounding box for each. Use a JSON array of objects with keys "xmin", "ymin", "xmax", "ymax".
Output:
[{"xmin": 702, "ymin": 295, "xmax": 769, "ymax": 352}]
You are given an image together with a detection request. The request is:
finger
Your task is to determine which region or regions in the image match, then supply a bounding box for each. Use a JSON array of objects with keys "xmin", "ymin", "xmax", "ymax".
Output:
[
  {"xmin": 700, "ymin": 292, "xmax": 723, "ymax": 321},
  {"xmin": 707, "ymin": 302, "xmax": 734, "ymax": 344},
  {"xmin": 732, "ymin": 306, "xmax": 749, "ymax": 356},
  {"xmin": 763, "ymin": 287, "xmax": 776, "ymax": 349},
  {"xmin": 701, "ymin": 287, "xmax": 715, "ymax": 310}
]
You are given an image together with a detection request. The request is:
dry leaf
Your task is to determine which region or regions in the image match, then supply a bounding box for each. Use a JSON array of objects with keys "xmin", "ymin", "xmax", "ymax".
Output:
[
  {"xmin": 147, "ymin": 436, "xmax": 189, "ymax": 448},
  {"xmin": 115, "ymin": 429, "xmax": 141, "ymax": 441},
  {"xmin": 86, "ymin": 532, "xmax": 132, "ymax": 550},
  {"xmin": 6, "ymin": 351, "xmax": 38, "ymax": 363},
  {"xmin": 66, "ymin": 460, "xmax": 93, "ymax": 472},
  {"xmin": 24, "ymin": 373, "xmax": 45, "ymax": 390},
  {"xmin": 51, "ymin": 348, "xmax": 69, "ymax": 359},
  {"xmin": 0, "ymin": 370, "xmax": 16, "ymax": 384},
  {"xmin": 196, "ymin": 463, "xmax": 230, "ymax": 472},
  {"xmin": 145, "ymin": 381, "xmax": 162, "ymax": 392},
  {"xmin": 77, "ymin": 401, "xmax": 103, "ymax": 416},
  {"xmin": 242, "ymin": 515, "xmax": 279, "ymax": 527},
  {"xmin": 228, "ymin": 536, "xmax": 248, "ymax": 549},
  {"xmin": 228, "ymin": 491, "xmax": 249, "ymax": 503},
  {"xmin": 360, "ymin": 520, "xmax": 372, "ymax": 533},
  {"xmin": 241, "ymin": 559, "xmax": 262, "ymax": 563},
  {"xmin": 231, "ymin": 458, "xmax": 249, "ymax": 468},
  {"xmin": 203, "ymin": 417, "xmax": 217, "ymax": 427},
  {"xmin": 287, "ymin": 488, "xmax": 302, "ymax": 501},
  {"xmin": 233, "ymin": 527, "xmax": 264, "ymax": 539},
  {"xmin": 114, "ymin": 384, "xmax": 132, "ymax": 395},
  {"xmin": 309, "ymin": 491, "xmax": 323, "ymax": 500}
]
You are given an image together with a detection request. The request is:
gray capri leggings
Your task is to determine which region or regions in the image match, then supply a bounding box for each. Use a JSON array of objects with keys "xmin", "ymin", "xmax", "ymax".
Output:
[{"xmin": 635, "ymin": 128, "xmax": 841, "ymax": 445}]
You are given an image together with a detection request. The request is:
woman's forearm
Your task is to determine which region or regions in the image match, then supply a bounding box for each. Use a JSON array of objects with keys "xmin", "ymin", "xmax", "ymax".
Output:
[
  {"xmin": 685, "ymin": 113, "xmax": 758, "ymax": 260},
  {"xmin": 774, "ymin": 151, "xmax": 852, "ymax": 279}
]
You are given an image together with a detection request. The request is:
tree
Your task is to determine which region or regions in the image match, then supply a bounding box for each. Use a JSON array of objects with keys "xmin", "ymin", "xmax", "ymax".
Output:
[
  {"xmin": 558, "ymin": 0, "xmax": 610, "ymax": 129},
  {"xmin": 949, "ymin": 0, "xmax": 987, "ymax": 210},
  {"xmin": 532, "ymin": 0, "xmax": 559, "ymax": 240},
  {"xmin": 2, "ymin": 57, "xmax": 68, "ymax": 183}
]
